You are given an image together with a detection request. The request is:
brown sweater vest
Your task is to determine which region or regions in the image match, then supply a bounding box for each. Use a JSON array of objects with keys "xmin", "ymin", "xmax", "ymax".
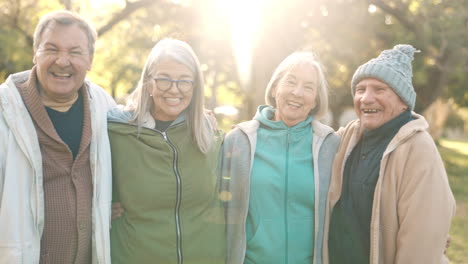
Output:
[{"xmin": 17, "ymin": 68, "xmax": 93, "ymax": 264}]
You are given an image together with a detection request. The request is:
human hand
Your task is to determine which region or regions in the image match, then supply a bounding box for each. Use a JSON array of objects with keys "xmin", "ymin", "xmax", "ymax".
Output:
[
  {"xmin": 204, "ymin": 109, "xmax": 218, "ymax": 130},
  {"xmin": 112, "ymin": 202, "xmax": 125, "ymax": 220},
  {"xmin": 444, "ymin": 235, "xmax": 451, "ymax": 255}
]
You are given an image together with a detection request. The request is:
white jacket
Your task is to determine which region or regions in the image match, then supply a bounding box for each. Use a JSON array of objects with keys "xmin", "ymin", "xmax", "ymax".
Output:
[{"xmin": 0, "ymin": 71, "xmax": 116, "ymax": 264}]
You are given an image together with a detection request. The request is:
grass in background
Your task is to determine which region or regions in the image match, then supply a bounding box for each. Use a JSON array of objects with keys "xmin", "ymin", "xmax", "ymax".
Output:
[{"xmin": 439, "ymin": 138, "xmax": 468, "ymax": 263}]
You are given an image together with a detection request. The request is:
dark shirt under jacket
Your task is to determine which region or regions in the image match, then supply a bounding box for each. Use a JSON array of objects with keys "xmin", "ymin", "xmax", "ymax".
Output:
[
  {"xmin": 155, "ymin": 119, "xmax": 173, "ymax": 132},
  {"xmin": 46, "ymin": 92, "xmax": 84, "ymax": 160},
  {"xmin": 328, "ymin": 110, "xmax": 412, "ymax": 264}
]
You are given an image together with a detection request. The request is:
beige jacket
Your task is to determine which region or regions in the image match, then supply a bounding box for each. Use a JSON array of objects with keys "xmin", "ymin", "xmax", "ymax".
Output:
[{"xmin": 323, "ymin": 113, "xmax": 455, "ymax": 264}]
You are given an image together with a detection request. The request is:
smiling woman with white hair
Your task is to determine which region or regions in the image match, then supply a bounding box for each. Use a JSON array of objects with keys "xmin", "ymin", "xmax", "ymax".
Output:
[
  {"xmin": 107, "ymin": 38, "xmax": 225, "ymax": 264},
  {"xmin": 221, "ymin": 51, "xmax": 340, "ymax": 264}
]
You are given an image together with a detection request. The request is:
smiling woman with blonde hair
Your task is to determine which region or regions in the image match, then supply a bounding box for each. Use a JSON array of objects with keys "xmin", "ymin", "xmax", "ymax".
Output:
[{"xmin": 108, "ymin": 38, "xmax": 225, "ymax": 264}]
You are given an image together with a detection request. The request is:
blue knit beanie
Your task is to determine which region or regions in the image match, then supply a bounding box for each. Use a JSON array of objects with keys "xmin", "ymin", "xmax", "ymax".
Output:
[{"xmin": 351, "ymin": 44, "xmax": 418, "ymax": 110}]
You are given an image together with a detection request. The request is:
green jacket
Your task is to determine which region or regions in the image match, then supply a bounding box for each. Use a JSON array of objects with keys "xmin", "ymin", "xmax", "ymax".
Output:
[{"xmin": 108, "ymin": 108, "xmax": 225, "ymax": 264}]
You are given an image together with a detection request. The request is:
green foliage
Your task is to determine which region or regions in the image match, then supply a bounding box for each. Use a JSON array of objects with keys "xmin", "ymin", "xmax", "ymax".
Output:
[
  {"xmin": 1, "ymin": 0, "xmax": 467, "ymax": 125},
  {"xmin": 0, "ymin": 1, "xmax": 467, "ymax": 258},
  {"xmin": 0, "ymin": 27, "xmax": 33, "ymax": 79},
  {"xmin": 438, "ymin": 139, "xmax": 468, "ymax": 263},
  {"xmin": 0, "ymin": 0, "xmax": 67, "ymax": 79}
]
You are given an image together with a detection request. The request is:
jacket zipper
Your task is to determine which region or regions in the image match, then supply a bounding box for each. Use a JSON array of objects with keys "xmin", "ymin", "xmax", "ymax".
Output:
[
  {"xmin": 284, "ymin": 130, "xmax": 291, "ymax": 264},
  {"xmin": 161, "ymin": 131, "xmax": 184, "ymax": 264},
  {"xmin": 108, "ymin": 121, "xmax": 185, "ymax": 264}
]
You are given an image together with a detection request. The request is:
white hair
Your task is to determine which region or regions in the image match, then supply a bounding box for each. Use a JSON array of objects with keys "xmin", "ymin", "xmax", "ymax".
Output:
[{"xmin": 265, "ymin": 51, "xmax": 329, "ymax": 119}]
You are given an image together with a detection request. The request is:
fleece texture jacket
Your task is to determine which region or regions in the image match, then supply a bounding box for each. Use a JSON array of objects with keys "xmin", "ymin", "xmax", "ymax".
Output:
[{"xmin": 221, "ymin": 105, "xmax": 340, "ymax": 264}]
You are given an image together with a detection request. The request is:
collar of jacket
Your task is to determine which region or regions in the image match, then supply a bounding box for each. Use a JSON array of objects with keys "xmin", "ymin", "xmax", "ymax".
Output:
[
  {"xmin": 236, "ymin": 106, "xmax": 335, "ymax": 140},
  {"xmin": 253, "ymin": 105, "xmax": 313, "ymax": 130},
  {"xmin": 343, "ymin": 112, "xmax": 429, "ymax": 156},
  {"xmin": 107, "ymin": 106, "xmax": 187, "ymax": 129}
]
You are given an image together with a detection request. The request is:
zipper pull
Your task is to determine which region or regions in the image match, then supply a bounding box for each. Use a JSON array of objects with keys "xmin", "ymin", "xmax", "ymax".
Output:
[{"xmin": 162, "ymin": 131, "xmax": 168, "ymax": 141}]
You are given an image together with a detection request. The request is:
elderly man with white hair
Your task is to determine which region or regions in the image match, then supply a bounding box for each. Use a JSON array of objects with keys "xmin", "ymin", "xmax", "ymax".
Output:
[{"xmin": 324, "ymin": 44, "xmax": 455, "ymax": 264}]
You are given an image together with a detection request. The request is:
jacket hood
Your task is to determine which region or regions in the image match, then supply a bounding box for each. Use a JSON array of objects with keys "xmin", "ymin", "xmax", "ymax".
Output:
[
  {"xmin": 107, "ymin": 106, "xmax": 187, "ymax": 129},
  {"xmin": 9, "ymin": 70, "xmax": 30, "ymax": 86},
  {"xmin": 107, "ymin": 106, "xmax": 133, "ymax": 123},
  {"xmin": 385, "ymin": 112, "xmax": 428, "ymax": 153},
  {"xmin": 235, "ymin": 105, "xmax": 335, "ymax": 142},
  {"xmin": 253, "ymin": 105, "xmax": 312, "ymax": 130}
]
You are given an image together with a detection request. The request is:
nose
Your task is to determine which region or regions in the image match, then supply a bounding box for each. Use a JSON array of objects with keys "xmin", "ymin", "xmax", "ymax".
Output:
[
  {"xmin": 290, "ymin": 85, "xmax": 304, "ymax": 96},
  {"xmin": 54, "ymin": 51, "xmax": 71, "ymax": 67},
  {"xmin": 167, "ymin": 81, "xmax": 179, "ymax": 93},
  {"xmin": 360, "ymin": 90, "xmax": 375, "ymax": 104}
]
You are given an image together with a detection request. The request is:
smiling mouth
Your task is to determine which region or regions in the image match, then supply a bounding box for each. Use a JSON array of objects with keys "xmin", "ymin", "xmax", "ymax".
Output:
[
  {"xmin": 362, "ymin": 108, "xmax": 379, "ymax": 113},
  {"xmin": 287, "ymin": 101, "xmax": 302, "ymax": 108},
  {"xmin": 164, "ymin": 97, "xmax": 182, "ymax": 104},
  {"xmin": 51, "ymin": 72, "xmax": 72, "ymax": 78}
]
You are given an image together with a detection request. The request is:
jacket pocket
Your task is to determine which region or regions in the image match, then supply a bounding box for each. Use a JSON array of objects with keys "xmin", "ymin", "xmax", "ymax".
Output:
[{"xmin": 0, "ymin": 245, "xmax": 22, "ymax": 263}]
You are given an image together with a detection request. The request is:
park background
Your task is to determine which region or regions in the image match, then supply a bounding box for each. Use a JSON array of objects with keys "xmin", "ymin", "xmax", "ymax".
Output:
[{"xmin": 1, "ymin": 0, "xmax": 467, "ymax": 262}]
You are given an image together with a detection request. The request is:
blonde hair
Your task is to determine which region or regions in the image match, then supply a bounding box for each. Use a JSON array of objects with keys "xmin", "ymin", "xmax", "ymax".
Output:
[
  {"xmin": 265, "ymin": 51, "xmax": 329, "ymax": 119},
  {"xmin": 125, "ymin": 38, "xmax": 213, "ymax": 154}
]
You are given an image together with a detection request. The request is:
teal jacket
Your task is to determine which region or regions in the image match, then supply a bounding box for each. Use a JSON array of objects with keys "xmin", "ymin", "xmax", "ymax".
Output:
[
  {"xmin": 107, "ymin": 108, "xmax": 225, "ymax": 264},
  {"xmin": 220, "ymin": 105, "xmax": 340, "ymax": 264},
  {"xmin": 245, "ymin": 106, "xmax": 316, "ymax": 263}
]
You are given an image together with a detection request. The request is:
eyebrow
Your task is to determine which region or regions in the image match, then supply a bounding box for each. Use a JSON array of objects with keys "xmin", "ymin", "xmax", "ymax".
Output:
[
  {"xmin": 374, "ymin": 85, "xmax": 390, "ymax": 89},
  {"xmin": 42, "ymin": 42, "xmax": 84, "ymax": 50},
  {"xmin": 156, "ymin": 72, "xmax": 193, "ymax": 79},
  {"xmin": 288, "ymin": 75, "xmax": 317, "ymax": 85}
]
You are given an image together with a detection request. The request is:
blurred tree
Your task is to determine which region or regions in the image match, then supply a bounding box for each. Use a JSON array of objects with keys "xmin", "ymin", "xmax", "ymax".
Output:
[
  {"xmin": 368, "ymin": 0, "xmax": 468, "ymax": 113},
  {"xmin": 0, "ymin": 0, "xmax": 161, "ymax": 87},
  {"xmin": 1, "ymin": 0, "xmax": 467, "ymax": 129},
  {"xmin": 238, "ymin": 0, "xmax": 468, "ymax": 127},
  {"xmin": 0, "ymin": 0, "xmax": 242, "ymax": 111}
]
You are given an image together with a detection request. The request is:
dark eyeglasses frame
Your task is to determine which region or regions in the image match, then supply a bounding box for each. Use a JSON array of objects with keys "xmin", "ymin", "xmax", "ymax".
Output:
[{"xmin": 153, "ymin": 77, "xmax": 194, "ymax": 92}]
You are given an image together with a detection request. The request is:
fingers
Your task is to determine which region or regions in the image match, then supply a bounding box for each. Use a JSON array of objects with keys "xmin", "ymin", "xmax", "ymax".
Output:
[
  {"xmin": 111, "ymin": 202, "xmax": 125, "ymax": 220},
  {"xmin": 204, "ymin": 109, "xmax": 218, "ymax": 130}
]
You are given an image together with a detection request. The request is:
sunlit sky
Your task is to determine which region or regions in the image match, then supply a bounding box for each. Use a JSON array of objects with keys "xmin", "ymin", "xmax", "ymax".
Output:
[
  {"xmin": 220, "ymin": 0, "xmax": 267, "ymax": 88},
  {"xmin": 86, "ymin": 0, "xmax": 381, "ymax": 93},
  {"xmin": 88, "ymin": 0, "xmax": 267, "ymax": 89},
  {"xmin": 84, "ymin": 0, "xmax": 379, "ymax": 115}
]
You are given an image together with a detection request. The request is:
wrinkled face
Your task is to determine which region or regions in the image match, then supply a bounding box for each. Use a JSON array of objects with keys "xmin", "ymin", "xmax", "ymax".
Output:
[
  {"xmin": 354, "ymin": 78, "xmax": 408, "ymax": 131},
  {"xmin": 34, "ymin": 23, "xmax": 92, "ymax": 102},
  {"xmin": 273, "ymin": 64, "xmax": 318, "ymax": 127},
  {"xmin": 149, "ymin": 59, "xmax": 194, "ymax": 121}
]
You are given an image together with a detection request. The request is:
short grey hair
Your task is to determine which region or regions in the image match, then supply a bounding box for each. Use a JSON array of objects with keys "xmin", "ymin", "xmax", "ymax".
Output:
[
  {"xmin": 33, "ymin": 10, "xmax": 97, "ymax": 57},
  {"xmin": 265, "ymin": 51, "xmax": 329, "ymax": 119},
  {"xmin": 126, "ymin": 38, "xmax": 213, "ymax": 154}
]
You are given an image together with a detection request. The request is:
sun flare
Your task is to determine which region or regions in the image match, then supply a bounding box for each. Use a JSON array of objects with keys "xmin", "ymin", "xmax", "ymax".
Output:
[{"xmin": 219, "ymin": 0, "xmax": 268, "ymax": 89}]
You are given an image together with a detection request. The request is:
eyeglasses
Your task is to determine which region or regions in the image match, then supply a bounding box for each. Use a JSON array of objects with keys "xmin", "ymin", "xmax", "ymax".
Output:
[{"xmin": 154, "ymin": 77, "xmax": 194, "ymax": 93}]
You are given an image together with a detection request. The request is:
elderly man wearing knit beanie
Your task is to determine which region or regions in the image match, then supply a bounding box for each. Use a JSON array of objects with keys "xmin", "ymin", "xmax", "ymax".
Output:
[{"xmin": 323, "ymin": 44, "xmax": 455, "ymax": 264}]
